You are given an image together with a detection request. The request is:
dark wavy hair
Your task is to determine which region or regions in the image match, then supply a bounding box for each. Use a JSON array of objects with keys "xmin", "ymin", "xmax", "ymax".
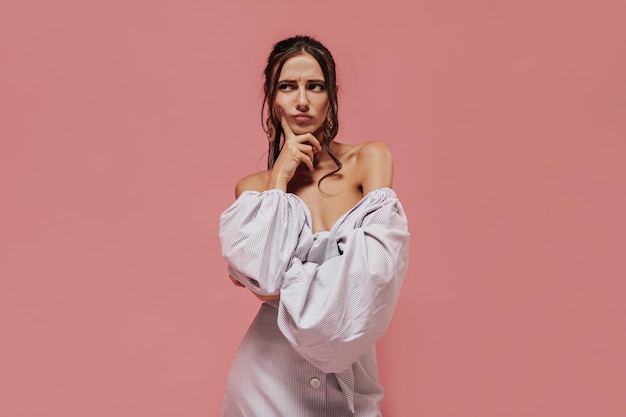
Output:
[{"xmin": 262, "ymin": 35, "xmax": 341, "ymax": 186}]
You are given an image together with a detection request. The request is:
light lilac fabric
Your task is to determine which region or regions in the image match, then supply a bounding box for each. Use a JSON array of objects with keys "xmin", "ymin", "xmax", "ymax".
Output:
[{"xmin": 220, "ymin": 187, "xmax": 409, "ymax": 416}]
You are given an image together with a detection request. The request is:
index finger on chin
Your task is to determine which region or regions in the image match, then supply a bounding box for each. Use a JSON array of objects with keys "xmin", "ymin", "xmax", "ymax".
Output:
[{"xmin": 279, "ymin": 111, "xmax": 294, "ymax": 138}]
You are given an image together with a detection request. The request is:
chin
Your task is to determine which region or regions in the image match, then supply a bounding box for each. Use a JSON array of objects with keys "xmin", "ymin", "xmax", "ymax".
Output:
[
  {"xmin": 294, "ymin": 126, "xmax": 322, "ymax": 136},
  {"xmin": 291, "ymin": 127, "xmax": 317, "ymax": 135}
]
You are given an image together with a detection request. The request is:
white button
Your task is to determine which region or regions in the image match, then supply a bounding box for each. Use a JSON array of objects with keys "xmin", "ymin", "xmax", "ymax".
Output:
[{"xmin": 310, "ymin": 377, "xmax": 321, "ymax": 388}]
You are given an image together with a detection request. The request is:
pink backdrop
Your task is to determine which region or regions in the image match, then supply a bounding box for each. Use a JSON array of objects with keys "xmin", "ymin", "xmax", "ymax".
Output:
[{"xmin": 1, "ymin": 0, "xmax": 625, "ymax": 416}]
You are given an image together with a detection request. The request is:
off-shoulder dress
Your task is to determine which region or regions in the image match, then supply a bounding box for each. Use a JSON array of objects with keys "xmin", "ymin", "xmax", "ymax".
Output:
[{"xmin": 219, "ymin": 187, "xmax": 409, "ymax": 416}]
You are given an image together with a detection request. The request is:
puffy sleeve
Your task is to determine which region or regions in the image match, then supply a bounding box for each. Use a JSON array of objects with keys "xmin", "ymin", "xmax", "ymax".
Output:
[
  {"xmin": 277, "ymin": 188, "xmax": 410, "ymax": 374},
  {"xmin": 219, "ymin": 189, "xmax": 312, "ymax": 295}
]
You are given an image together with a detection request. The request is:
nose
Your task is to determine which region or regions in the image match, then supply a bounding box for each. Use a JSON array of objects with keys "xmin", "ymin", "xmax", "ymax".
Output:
[{"xmin": 296, "ymin": 87, "xmax": 309, "ymax": 111}]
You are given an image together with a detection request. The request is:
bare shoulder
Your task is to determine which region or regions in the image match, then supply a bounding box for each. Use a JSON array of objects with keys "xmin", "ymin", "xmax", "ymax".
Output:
[
  {"xmin": 334, "ymin": 140, "xmax": 392, "ymax": 164},
  {"xmin": 355, "ymin": 141, "xmax": 394, "ymax": 192},
  {"xmin": 357, "ymin": 140, "xmax": 393, "ymax": 165},
  {"xmin": 234, "ymin": 171, "xmax": 270, "ymax": 198}
]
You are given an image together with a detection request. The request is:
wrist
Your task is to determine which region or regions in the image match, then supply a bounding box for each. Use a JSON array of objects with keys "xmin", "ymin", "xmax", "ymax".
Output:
[{"xmin": 267, "ymin": 171, "xmax": 288, "ymax": 191}]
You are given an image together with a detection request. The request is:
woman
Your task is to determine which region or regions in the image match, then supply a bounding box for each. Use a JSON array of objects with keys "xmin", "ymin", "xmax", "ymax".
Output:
[{"xmin": 219, "ymin": 35, "xmax": 409, "ymax": 416}]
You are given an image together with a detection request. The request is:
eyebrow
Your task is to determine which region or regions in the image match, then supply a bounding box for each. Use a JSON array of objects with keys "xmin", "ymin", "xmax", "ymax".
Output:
[{"xmin": 277, "ymin": 79, "xmax": 326, "ymax": 83}]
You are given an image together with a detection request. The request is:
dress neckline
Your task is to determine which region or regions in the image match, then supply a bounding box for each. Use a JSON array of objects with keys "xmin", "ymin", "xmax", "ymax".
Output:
[{"xmin": 291, "ymin": 187, "xmax": 396, "ymax": 236}]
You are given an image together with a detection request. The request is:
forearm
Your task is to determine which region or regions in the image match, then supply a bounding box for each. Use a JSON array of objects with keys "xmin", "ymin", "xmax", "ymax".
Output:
[
  {"xmin": 277, "ymin": 196, "xmax": 410, "ymax": 373},
  {"xmin": 220, "ymin": 189, "xmax": 312, "ymax": 294}
]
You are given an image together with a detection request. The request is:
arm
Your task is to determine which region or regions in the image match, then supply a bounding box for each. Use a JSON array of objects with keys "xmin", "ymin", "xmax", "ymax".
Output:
[
  {"xmin": 221, "ymin": 114, "xmax": 321, "ymax": 297},
  {"xmin": 266, "ymin": 112, "xmax": 322, "ymax": 191},
  {"xmin": 219, "ymin": 189, "xmax": 312, "ymax": 295},
  {"xmin": 277, "ymin": 190, "xmax": 410, "ymax": 374}
]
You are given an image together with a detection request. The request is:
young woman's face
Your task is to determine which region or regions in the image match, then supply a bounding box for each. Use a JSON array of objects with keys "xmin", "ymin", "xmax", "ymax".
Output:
[{"xmin": 274, "ymin": 53, "xmax": 329, "ymax": 137}]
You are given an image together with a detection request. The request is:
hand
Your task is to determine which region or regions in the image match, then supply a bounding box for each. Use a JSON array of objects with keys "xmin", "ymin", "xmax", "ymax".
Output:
[
  {"xmin": 229, "ymin": 274, "xmax": 245, "ymax": 287},
  {"xmin": 267, "ymin": 112, "xmax": 322, "ymax": 190},
  {"xmin": 230, "ymin": 274, "xmax": 280, "ymax": 301},
  {"xmin": 251, "ymin": 292, "xmax": 281, "ymax": 302}
]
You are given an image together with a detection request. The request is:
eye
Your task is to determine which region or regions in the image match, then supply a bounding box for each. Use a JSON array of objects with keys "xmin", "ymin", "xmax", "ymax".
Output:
[
  {"xmin": 308, "ymin": 83, "xmax": 325, "ymax": 92},
  {"xmin": 278, "ymin": 83, "xmax": 294, "ymax": 91}
]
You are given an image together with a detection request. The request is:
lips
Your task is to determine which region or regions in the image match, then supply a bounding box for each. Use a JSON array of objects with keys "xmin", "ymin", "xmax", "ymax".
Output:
[{"xmin": 293, "ymin": 115, "xmax": 312, "ymax": 122}]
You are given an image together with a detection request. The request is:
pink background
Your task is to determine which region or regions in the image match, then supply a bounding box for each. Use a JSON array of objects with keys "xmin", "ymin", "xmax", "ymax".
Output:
[{"xmin": 1, "ymin": 0, "xmax": 625, "ymax": 416}]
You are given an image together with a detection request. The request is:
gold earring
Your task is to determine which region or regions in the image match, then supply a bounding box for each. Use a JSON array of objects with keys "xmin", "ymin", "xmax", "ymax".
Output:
[{"xmin": 326, "ymin": 115, "xmax": 334, "ymax": 130}]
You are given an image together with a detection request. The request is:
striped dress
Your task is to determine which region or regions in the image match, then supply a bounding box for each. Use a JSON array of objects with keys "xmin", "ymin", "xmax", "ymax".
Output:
[{"xmin": 219, "ymin": 187, "xmax": 410, "ymax": 416}]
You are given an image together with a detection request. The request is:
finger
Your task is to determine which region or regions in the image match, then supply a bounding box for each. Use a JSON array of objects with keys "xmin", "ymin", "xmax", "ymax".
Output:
[
  {"xmin": 290, "ymin": 132, "xmax": 321, "ymax": 153},
  {"xmin": 254, "ymin": 293, "xmax": 280, "ymax": 302},
  {"xmin": 303, "ymin": 144, "xmax": 316, "ymax": 163},
  {"xmin": 297, "ymin": 149, "xmax": 314, "ymax": 172},
  {"xmin": 302, "ymin": 133, "xmax": 322, "ymax": 153},
  {"xmin": 279, "ymin": 111, "xmax": 294, "ymax": 138},
  {"xmin": 294, "ymin": 142, "xmax": 315, "ymax": 159},
  {"xmin": 229, "ymin": 275, "xmax": 245, "ymax": 287}
]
